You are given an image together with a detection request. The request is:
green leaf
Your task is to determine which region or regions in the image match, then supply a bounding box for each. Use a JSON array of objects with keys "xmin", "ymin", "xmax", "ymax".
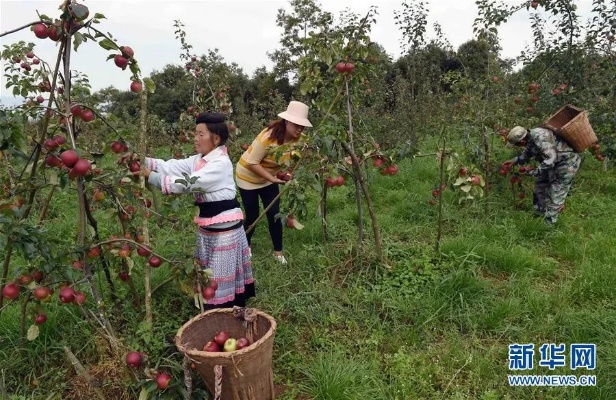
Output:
[
  {"xmin": 143, "ymin": 77, "xmax": 156, "ymax": 93},
  {"xmin": 93, "ymin": 13, "xmax": 106, "ymax": 19},
  {"xmin": 126, "ymin": 257, "xmax": 134, "ymax": 273},
  {"xmin": 73, "ymin": 32, "xmax": 84, "ymax": 51},
  {"xmin": 70, "ymin": 3, "xmax": 90, "ymax": 21},
  {"xmin": 138, "ymin": 387, "xmax": 148, "ymax": 400},
  {"xmin": 453, "ymin": 177, "xmax": 468, "ymax": 186},
  {"xmin": 48, "ymin": 169, "xmax": 59, "ymax": 186},
  {"xmin": 129, "ymin": 62, "xmax": 141, "ymax": 75},
  {"xmin": 98, "ymin": 38, "xmax": 117, "ymax": 51},
  {"xmin": 27, "ymin": 324, "xmax": 40, "ymax": 341}
]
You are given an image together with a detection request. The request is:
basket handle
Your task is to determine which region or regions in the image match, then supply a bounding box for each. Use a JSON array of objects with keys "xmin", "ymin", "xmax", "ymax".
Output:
[{"xmin": 214, "ymin": 364, "xmax": 223, "ymax": 400}]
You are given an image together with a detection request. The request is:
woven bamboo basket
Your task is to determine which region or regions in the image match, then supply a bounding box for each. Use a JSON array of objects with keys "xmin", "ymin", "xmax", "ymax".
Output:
[
  {"xmin": 176, "ymin": 308, "xmax": 277, "ymax": 400},
  {"xmin": 543, "ymin": 104, "xmax": 597, "ymax": 152}
]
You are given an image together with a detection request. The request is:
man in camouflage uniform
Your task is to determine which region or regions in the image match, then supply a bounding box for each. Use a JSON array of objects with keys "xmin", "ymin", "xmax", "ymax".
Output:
[{"xmin": 502, "ymin": 126, "xmax": 581, "ymax": 224}]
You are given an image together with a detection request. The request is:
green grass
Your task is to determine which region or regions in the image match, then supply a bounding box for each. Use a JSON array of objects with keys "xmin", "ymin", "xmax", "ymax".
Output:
[{"xmin": 2, "ymin": 146, "xmax": 616, "ymax": 399}]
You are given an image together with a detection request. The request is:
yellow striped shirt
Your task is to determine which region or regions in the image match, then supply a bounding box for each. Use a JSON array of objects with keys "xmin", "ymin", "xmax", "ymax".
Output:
[{"xmin": 235, "ymin": 128, "xmax": 301, "ymax": 190}]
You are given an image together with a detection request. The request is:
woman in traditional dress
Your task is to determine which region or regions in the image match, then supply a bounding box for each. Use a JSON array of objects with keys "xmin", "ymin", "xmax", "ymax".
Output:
[{"xmin": 141, "ymin": 112, "xmax": 255, "ymax": 308}]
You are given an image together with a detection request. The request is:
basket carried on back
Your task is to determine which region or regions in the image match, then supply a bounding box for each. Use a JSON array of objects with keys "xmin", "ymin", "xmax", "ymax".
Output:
[
  {"xmin": 543, "ymin": 104, "xmax": 597, "ymax": 152},
  {"xmin": 176, "ymin": 307, "xmax": 277, "ymax": 400}
]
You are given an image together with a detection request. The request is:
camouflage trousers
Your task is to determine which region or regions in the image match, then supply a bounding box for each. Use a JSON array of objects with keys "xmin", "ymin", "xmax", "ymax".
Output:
[{"xmin": 533, "ymin": 153, "xmax": 581, "ymax": 224}]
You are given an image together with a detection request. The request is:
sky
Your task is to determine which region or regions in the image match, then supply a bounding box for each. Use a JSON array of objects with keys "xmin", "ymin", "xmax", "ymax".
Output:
[{"xmin": 0, "ymin": 0, "xmax": 596, "ymax": 106}]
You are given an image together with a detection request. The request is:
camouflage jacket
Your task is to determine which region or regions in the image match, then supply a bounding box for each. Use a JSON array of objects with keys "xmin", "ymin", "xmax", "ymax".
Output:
[{"xmin": 513, "ymin": 127, "xmax": 575, "ymax": 173}]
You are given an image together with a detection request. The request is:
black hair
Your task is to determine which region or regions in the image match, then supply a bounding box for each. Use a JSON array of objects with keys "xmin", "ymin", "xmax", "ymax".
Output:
[{"xmin": 195, "ymin": 112, "xmax": 229, "ymax": 145}]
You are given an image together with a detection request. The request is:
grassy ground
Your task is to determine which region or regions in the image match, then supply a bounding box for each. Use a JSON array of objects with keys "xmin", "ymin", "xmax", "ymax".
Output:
[
  {"xmin": 1, "ymin": 146, "xmax": 615, "ymax": 399},
  {"xmin": 249, "ymin": 151, "xmax": 616, "ymax": 399}
]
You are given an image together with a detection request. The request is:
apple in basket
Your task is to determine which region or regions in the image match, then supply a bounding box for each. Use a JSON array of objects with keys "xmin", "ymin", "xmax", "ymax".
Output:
[
  {"xmin": 236, "ymin": 337, "xmax": 251, "ymax": 350},
  {"xmin": 203, "ymin": 340, "xmax": 220, "ymax": 352},
  {"xmin": 223, "ymin": 338, "xmax": 238, "ymax": 352},
  {"xmin": 214, "ymin": 331, "xmax": 229, "ymax": 346}
]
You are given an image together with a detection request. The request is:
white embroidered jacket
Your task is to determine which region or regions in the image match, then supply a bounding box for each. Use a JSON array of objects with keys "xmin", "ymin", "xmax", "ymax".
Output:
[{"xmin": 145, "ymin": 146, "xmax": 243, "ymax": 227}]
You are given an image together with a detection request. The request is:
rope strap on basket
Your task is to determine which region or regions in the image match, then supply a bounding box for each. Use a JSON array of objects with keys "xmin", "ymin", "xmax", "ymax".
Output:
[{"xmin": 214, "ymin": 364, "xmax": 223, "ymax": 400}]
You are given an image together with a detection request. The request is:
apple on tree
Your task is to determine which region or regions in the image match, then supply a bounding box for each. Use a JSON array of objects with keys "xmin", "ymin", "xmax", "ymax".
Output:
[
  {"xmin": 34, "ymin": 313, "xmax": 47, "ymax": 325},
  {"xmin": 2, "ymin": 283, "xmax": 20, "ymax": 300},
  {"xmin": 202, "ymin": 286, "xmax": 216, "ymax": 300},
  {"xmin": 59, "ymin": 286, "xmax": 76, "ymax": 303}
]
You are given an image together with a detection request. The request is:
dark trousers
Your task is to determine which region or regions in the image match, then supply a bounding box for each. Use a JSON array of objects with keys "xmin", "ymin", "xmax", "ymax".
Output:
[{"xmin": 239, "ymin": 184, "xmax": 282, "ymax": 251}]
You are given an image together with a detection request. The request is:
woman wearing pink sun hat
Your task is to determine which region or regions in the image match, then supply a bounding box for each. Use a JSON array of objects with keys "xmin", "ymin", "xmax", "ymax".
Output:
[{"xmin": 235, "ymin": 101, "xmax": 312, "ymax": 265}]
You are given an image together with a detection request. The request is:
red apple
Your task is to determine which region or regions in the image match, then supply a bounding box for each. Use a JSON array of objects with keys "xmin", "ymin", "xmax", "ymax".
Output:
[
  {"xmin": 335, "ymin": 62, "xmax": 346, "ymax": 73},
  {"xmin": 118, "ymin": 271, "xmax": 130, "ymax": 281},
  {"xmin": 385, "ymin": 164, "xmax": 399, "ymax": 175},
  {"xmin": 373, "ymin": 157, "xmax": 384, "ymax": 168},
  {"xmin": 44, "ymin": 138, "xmax": 59, "ymax": 151},
  {"xmin": 44, "ymin": 155, "xmax": 61, "ymax": 170},
  {"xmin": 114, "ymin": 55, "xmax": 128, "ymax": 69},
  {"xmin": 214, "ymin": 331, "xmax": 229, "ymax": 346},
  {"xmin": 72, "ymin": 259, "xmax": 84, "ymax": 270},
  {"xmin": 223, "ymin": 338, "xmax": 237, "ymax": 352},
  {"xmin": 236, "ymin": 337, "xmax": 251, "ymax": 350},
  {"xmin": 276, "ymin": 171, "xmax": 291, "ymax": 181},
  {"xmin": 60, "ymin": 150, "xmax": 79, "ymax": 168},
  {"xmin": 202, "ymin": 286, "xmax": 216, "ymax": 300},
  {"xmin": 53, "ymin": 134, "xmax": 66, "ymax": 145},
  {"xmin": 26, "ymin": 51, "xmax": 34, "ymax": 59},
  {"xmin": 203, "ymin": 340, "xmax": 220, "ymax": 352},
  {"xmin": 110, "ymin": 141, "xmax": 125, "ymax": 154},
  {"xmin": 125, "ymin": 351, "xmax": 143, "ymax": 368},
  {"xmin": 73, "ymin": 291, "xmax": 86, "ymax": 305},
  {"xmin": 130, "ymin": 81, "xmax": 142, "ymax": 93},
  {"xmin": 80, "ymin": 109, "xmax": 94, "ymax": 122},
  {"xmin": 148, "ymin": 256, "xmax": 162, "ymax": 268},
  {"xmin": 59, "ymin": 287, "xmax": 76, "ymax": 303},
  {"xmin": 33, "ymin": 23, "xmax": 48, "ymax": 39},
  {"xmin": 344, "ymin": 62, "xmax": 355, "ymax": 72},
  {"xmin": 87, "ymin": 246, "xmax": 101, "ymax": 259},
  {"xmin": 129, "ymin": 161, "xmax": 141, "ymax": 173},
  {"xmin": 93, "ymin": 189, "xmax": 105, "ymax": 202},
  {"xmin": 326, "ymin": 177, "xmax": 336, "ymax": 188},
  {"xmin": 47, "ymin": 25, "xmax": 60, "ymax": 41},
  {"xmin": 335, "ymin": 176, "xmax": 344, "ymax": 186},
  {"xmin": 136, "ymin": 245, "xmax": 151, "ymax": 257},
  {"xmin": 31, "ymin": 270, "xmax": 44, "ymax": 282},
  {"xmin": 120, "ymin": 46, "xmax": 134, "ymax": 58},
  {"xmin": 70, "ymin": 104, "xmax": 82, "ymax": 117},
  {"xmin": 32, "ymin": 58, "xmax": 40, "ymax": 65},
  {"xmin": 36, "ymin": 95, "xmax": 44, "ymax": 103},
  {"xmin": 156, "ymin": 372, "xmax": 171, "ymax": 390},
  {"xmin": 18, "ymin": 275, "xmax": 32, "ymax": 285},
  {"xmin": 2, "ymin": 283, "xmax": 20, "ymax": 300},
  {"xmin": 470, "ymin": 175, "xmax": 481, "ymax": 186},
  {"xmin": 72, "ymin": 158, "xmax": 91, "ymax": 176},
  {"xmin": 34, "ymin": 313, "xmax": 47, "ymax": 325},
  {"xmin": 208, "ymin": 280, "xmax": 218, "ymax": 291}
]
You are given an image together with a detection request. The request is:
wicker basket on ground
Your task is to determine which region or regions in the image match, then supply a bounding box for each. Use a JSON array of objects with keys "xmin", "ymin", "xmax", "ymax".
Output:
[
  {"xmin": 543, "ymin": 104, "xmax": 597, "ymax": 152},
  {"xmin": 176, "ymin": 307, "xmax": 277, "ymax": 400}
]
